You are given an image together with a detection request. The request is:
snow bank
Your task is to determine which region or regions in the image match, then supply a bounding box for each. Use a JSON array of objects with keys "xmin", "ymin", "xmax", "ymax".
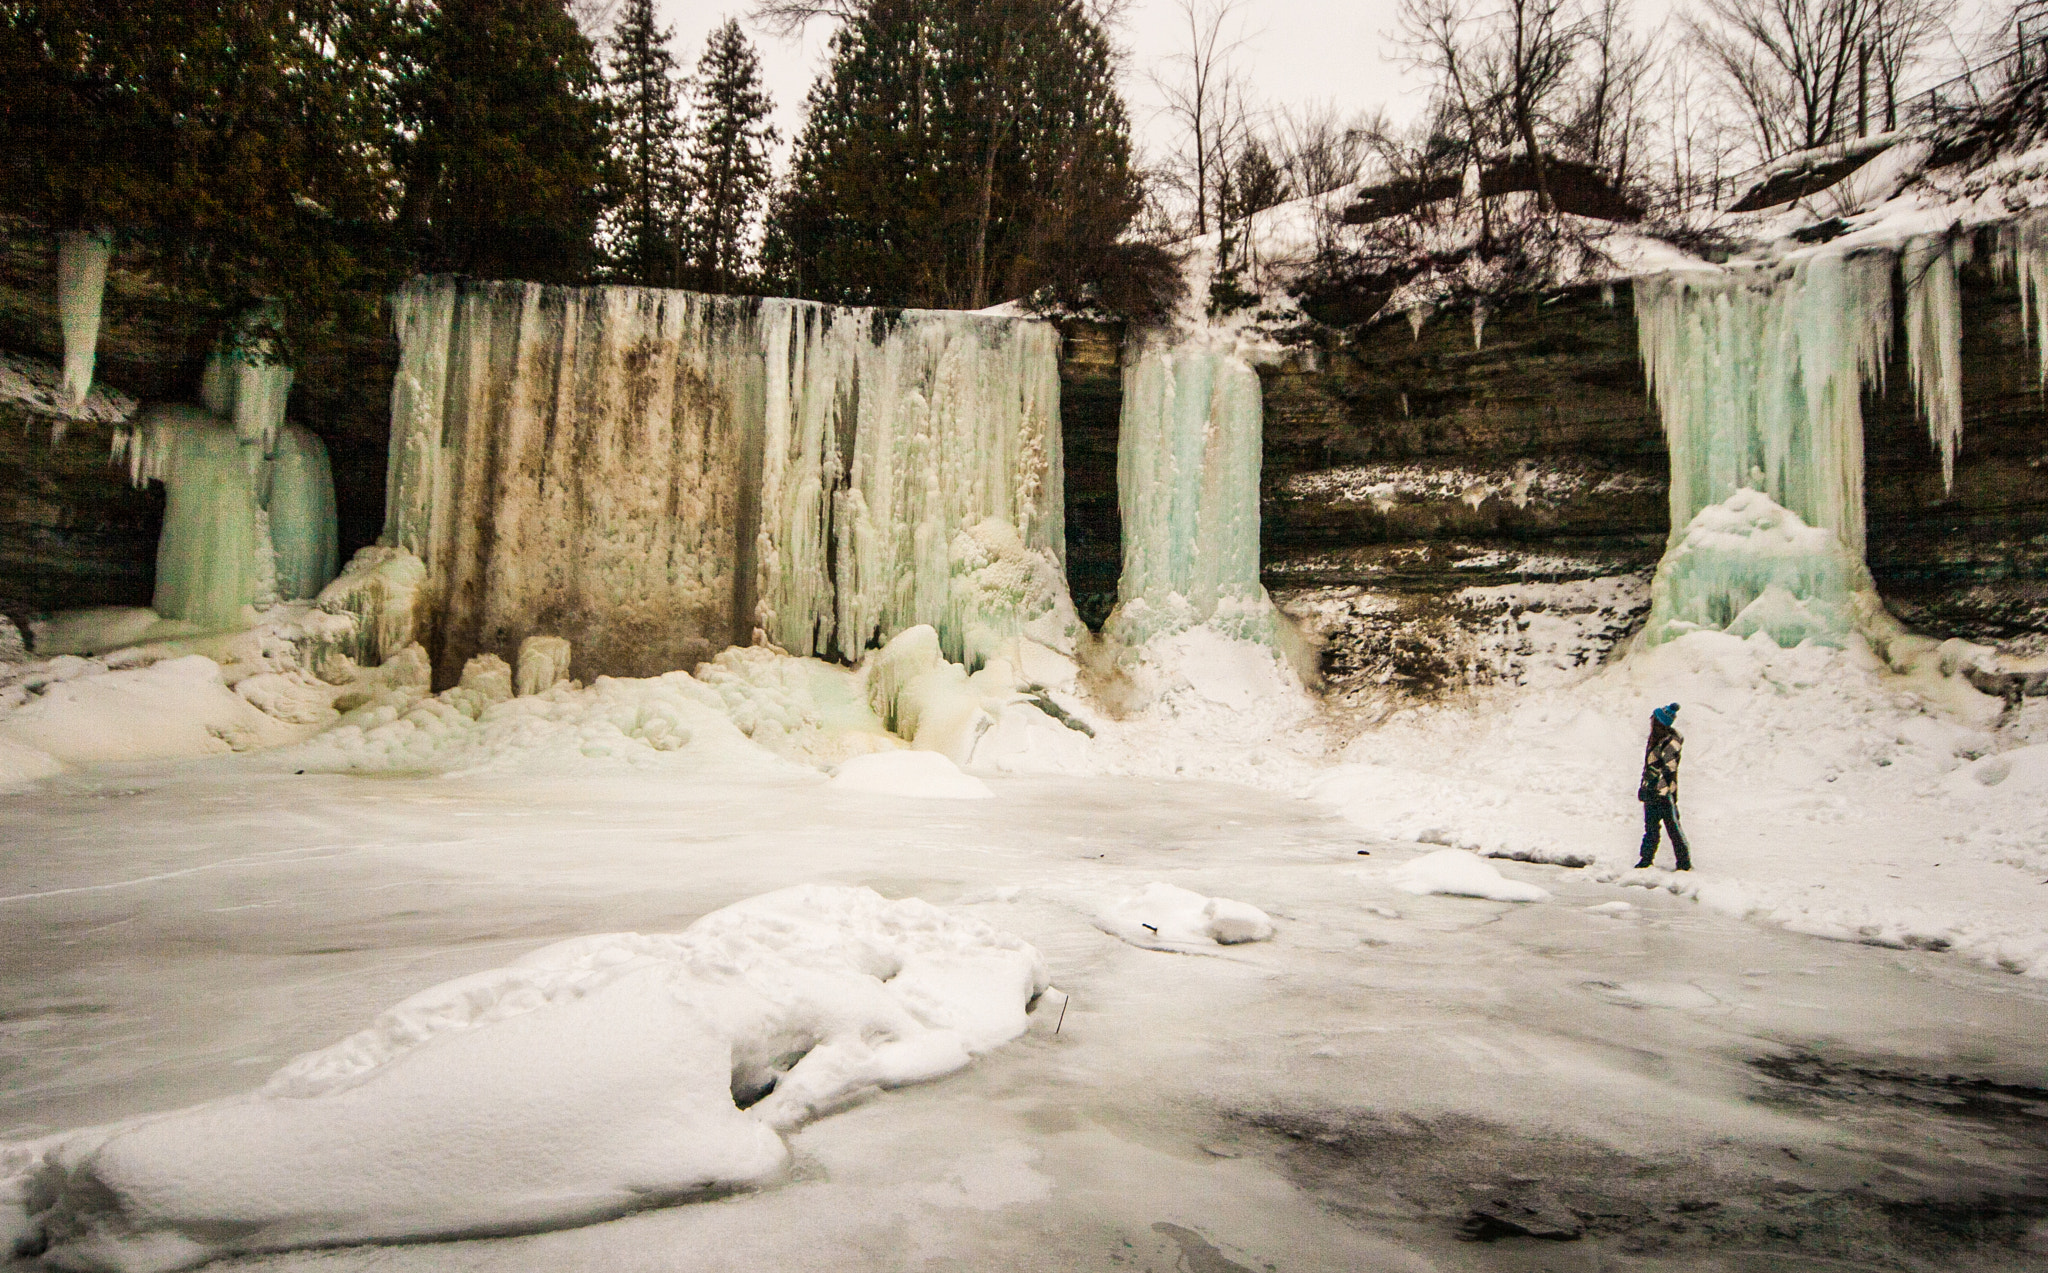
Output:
[
  {"xmin": 1389, "ymin": 848, "xmax": 1551, "ymax": 902},
  {"xmin": 0, "ymin": 655, "xmax": 294, "ymax": 763},
  {"xmin": 828, "ymin": 750, "xmax": 992, "ymax": 800},
  {"xmin": 0, "ymin": 737, "xmax": 61, "ymax": 788},
  {"xmin": 1097, "ymin": 882, "xmax": 1276, "ymax": 948},
  {"xmin": 1315, "ymin": 625, "xmax": 2048, "ymax": 976},
  {"xmin": 292, "ymin": 666, "xmax": 784, "ymax": 778},
  {"xmin": 7, "ymin": 885, "xmax": 1050, "ymax": 1272}
]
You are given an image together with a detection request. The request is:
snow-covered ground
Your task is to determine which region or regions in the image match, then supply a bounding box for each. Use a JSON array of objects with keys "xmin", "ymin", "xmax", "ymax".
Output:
[
  {"xmin": 3, "ymin": 612, "xmax": 2048, "ymax": 1268},
  {"xmin": 3, "ymin": 736, "xmax": 2045, "ymax": 1270}
]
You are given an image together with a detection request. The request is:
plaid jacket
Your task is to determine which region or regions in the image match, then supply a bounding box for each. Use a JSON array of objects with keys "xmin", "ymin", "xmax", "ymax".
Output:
[{"xmin": 1638, "ymin": 727, "xmax": 1682, "ymax": 802}]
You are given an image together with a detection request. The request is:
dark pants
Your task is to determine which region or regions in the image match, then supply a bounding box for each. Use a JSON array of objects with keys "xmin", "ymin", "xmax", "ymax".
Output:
[{"xmin": 1637, "ymin": 797, "xmax": 1692, "ymax": 869}]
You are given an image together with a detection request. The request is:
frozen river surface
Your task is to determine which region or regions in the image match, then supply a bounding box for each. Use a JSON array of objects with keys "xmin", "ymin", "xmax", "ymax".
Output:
[{"xmin": 4, "ymin": 758, "xmax": 2046, "ymax": 1272}]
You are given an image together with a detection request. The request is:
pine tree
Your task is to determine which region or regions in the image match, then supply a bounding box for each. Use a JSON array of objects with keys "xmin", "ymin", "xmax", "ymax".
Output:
[
  {"xmin": 598, "ymin": 0, "xmax": 688, "ymax": 285},
  {"xmin": 396, "ymin": 0, "xmax": 609, "ymax": 283},
  {"xmin": 767, "ymin": 0, "xmax": 1154, "ymax": 314},
  {"xmin": 1, "ymin": 0, "xmax": 408, "ymax": 336},
  {"xmin": 680, "ymin": 20, "xmax": 777, "ymax": 295}
]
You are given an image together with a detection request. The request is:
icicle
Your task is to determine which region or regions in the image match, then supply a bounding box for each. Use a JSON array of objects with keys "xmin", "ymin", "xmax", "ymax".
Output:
[
  {"xmin": 1471, "ymin": 302, "xmax": 1487, "ymax": 350},
  {"xmin": 1406, "ymin": 307, "xmax": 1427, "ymax": 341},
  {"xmin": 56, "ymin": 231, "xmax": 113, "ymax": 409},
  {"xmin": 1103, "ymin": 341, "xmax": 1270, "ymax": 645},
  {"xmin": 1600, "ymin": 282, "xmax": 1615, "ymax": 308},
  {"xmin": 1997, "ymin": 209, "xmax": 2048, "ymax": 384},
  {"xmin": 1902, "ymin": 235, "xmax": 1968, "ymax": 492}
]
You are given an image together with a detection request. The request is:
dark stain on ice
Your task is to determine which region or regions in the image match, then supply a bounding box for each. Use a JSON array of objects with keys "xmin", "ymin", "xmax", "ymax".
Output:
[
  {"xmin": 1150, "ymin": 1222, "xmax": 1256, "ymax": 1272},
  {"xmin": 1228, "ymin": 1056, "xmax": 2048, "ymax": 1271}
]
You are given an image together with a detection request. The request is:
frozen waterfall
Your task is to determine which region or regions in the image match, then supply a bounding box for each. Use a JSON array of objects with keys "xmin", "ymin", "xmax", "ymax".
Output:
[
  {"xmin": 56, "ymin": 231, "xmax": 112, "ymax": 409},
  {"xmin": 382, "ymin": 278, "xmax": 1073, "ymax": 683},
  {"xmin": 201, "ymin": 304, "xmax": 296, "ymax": 455},
  {"xmin": 115, "ymin": 407, "xmax": 340, "ymax": 631},
  {"xmin": 1104, "ymin": 343, "xmax": 1271, "ymax": 644},
  {"xmin": 1633, "ymin": 236, "xmax": 1986, "ymax": 649},
  {"xmin": 1634, "ymin": 253, "xmax": 1891, "ymax": 560}
]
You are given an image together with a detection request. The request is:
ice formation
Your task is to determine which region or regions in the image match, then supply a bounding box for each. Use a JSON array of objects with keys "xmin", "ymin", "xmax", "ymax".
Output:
[
  {"xmin": 1105, "ymin": 342, "xmax": 1272, "ymax": 644},
  {"xmin": 115, "ymin": 406, "xmax": 341, "ymax": 630},
  {"xmin": 1996, "ymin": 208, "xmax": 2048, "ymax": 383},
  {"xmin": 1635, "ymin": 254, "xmax": 1891, "ymax": 560},
  {"xmin": 129, "ymin": 407, "xmax": 271, "ymax": 630},
  {"xmin": 8, "ymin": 885, "xmax": 1049, "ymax": 1272},
  {"xmin": 1643, "ymin": 489, "xmax": 1890, "ymax": 648},
  {"xmin": 200, "ymin": 304, "xmax": 295, "ymax": 455},
  {"xmin": 1634, "ymin": 236, "xmax": 1998, "ymax": 646},
  {"xmin": 313, "ymin": 547, "xmax": 430, "ymax": 669},
  {"xmin": 265, "ymin": 423, "xmax": 339, "ymax": 602},
  {"xmin": 55, "ymin": 231, "xmax": 112, "ymax": 409},
  {"xmin": 1901, "ymin": 235, "xmax": 1968, "ymax": 491},
  {"xmin": 383, "ymin": 278, "xmax": 1071, "ymax": 683}
]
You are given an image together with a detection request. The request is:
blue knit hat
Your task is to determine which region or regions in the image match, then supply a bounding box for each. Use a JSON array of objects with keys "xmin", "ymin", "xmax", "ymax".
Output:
[{"xmin": 1652, "ymin": 703, "xmax": 1679, "ymax": 727}]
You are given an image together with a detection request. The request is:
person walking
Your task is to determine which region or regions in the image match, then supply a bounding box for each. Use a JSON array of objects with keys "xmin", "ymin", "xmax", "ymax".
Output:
[{"xmin": 1636, "ymin": 703, "xmax": 1692, "ymax": 870}]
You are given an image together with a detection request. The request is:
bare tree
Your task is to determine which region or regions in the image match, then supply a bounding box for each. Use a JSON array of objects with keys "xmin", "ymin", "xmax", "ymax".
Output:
[
  {"xmin": 1151, "ymin": 0, "xmax": 1256, "ymax": 237},
  {"xmin": 1688, "ymin": 0, "xmax": 1879, "ymax": 158},
  {"xmin": 1490, "ymin": 0, "xmax": 1586, "ymax": 210},
  {"xmin": 1563, "ymin": 0, "xmax": 1654, "ymax": 180},
  {"xmin": 1645, "ymin": 45, "xmax": 1746, "ymax": 213},
  {"xmin": 1397, "ymin": 0, "xmax": 1500, "ymax": 243},
  {"xmin": 1274, "ymin": 102, "xmax": 1377, "ymax": 198},
  {"xmin": 748, "ymin": 0, "xmax": 1132, "ymax": 38},
  {"xmin": 1868, "ymin": 0, "xmax": 1954, "ymax": 130}
]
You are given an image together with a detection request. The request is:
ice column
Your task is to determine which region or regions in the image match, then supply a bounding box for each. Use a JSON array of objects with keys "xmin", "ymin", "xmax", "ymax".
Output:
[
  {"xmin": 56, "ymin": 231, "xmax": 113, "ymax": 408},
  {"xmin": 202, "ymin": 304, "xmax": 295, "ymax": 455},
  {"xmin": 131, "ymin": 405, "xmax": 271, "ymax": 630},
  {"xmin": 1104, "ymin": 342, "xmax": 1271, "ymax": 644},
  {"xmin": 267, "ymin": 423, "xmax": 340, "ymax": 600},
  {"xmin": 753, "ymin": 302, "xmax": 1070, "ymax": 667},
  {"xmin": 1633, "ymin": 251, "xmax": 1940, "ymax": 649}
]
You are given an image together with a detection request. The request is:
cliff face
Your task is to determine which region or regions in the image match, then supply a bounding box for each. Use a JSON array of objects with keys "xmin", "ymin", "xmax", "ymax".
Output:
[
  {"xmin": 0, "ymin": 222, "xmax": 396, "ymax": 625},
  {"xmin": 1258, "ymin": 286, "xmax": 1669, "ymax": 696},
  {"xmin": 3, "ymin": 226, "xmax": 2043, "ymax": 677},
  {"xmin": 1864, "ymin": 252, "xmax": 2048, "ymax": 641}
]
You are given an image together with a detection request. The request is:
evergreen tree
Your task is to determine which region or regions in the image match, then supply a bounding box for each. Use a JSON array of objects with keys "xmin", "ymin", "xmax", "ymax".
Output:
[
  {"xmin": 598, "ymin": 0, "xmax": 688, "ymax": 285},
  {"xmin": 767, "ymin": 0, "xmax": 1157, "ymax": 315},
  {"xmin": 0, "ymin": 0, "xmax": 408, "ymax": 340},
  {"xmin": 680, "ymin": 20, "xmax": 777, "ymax": 294},
  {"xmin": 397, "ymin": 0, "xmax": 608, "ymax": 282}
]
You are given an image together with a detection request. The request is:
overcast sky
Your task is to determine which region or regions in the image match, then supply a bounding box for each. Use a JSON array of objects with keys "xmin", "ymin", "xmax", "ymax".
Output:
[
  {"xmin": 649, "ymin": 0, "xmax": 2002, "ymax": 172},
  {"xmin": 651, "ymin": 1, "xmax": 1432, "ymax": 167}
]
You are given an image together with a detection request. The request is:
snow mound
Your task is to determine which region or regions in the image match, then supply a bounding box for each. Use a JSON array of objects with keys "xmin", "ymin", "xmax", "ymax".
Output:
[
  {"xmin": 291, "ymin": 668, "xmax": 785, "ymax": 778},
  {"xmin": 1097, "ymin": 882, "xmax": 1276, "ymax": 947},
  {"xmin": 827, "ymin": 750, "xmax": 992, "ymax": 800},
  {"xmin": 1389, "ymin": 849, "xmax": 1551, "ymax": 902},
  {"xmin": 8, "ymin": 885, "xmax": 1049, "ymax": 1272},
  {"xmin": 0, "ymin": 737, "xmax": 61, "ymax": 788},
  {"xmin": 0, "ymin": 655, "xmax": 293, "ymax": 763},
  {"xmin": 1942, "ymin": 745, "xmax": 2048, "ymax": 796},
  {"xmin": 1645, "ymin": 490, "xmax": 1879, "ymax": 649}
]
